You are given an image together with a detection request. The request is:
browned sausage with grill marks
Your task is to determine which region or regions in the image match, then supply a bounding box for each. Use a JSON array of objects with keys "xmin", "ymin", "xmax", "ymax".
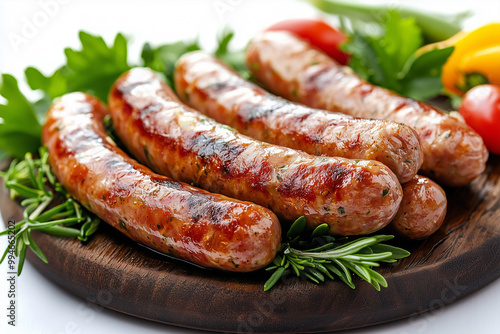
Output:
[
  {"xmin": 42, "ymin": 92, "xmax": 281, "ymax": 272},
  {"xmin": 175, "ymin": 52, "xmax": 447, "ymax": 239},
  {"xmin": 174, "ymin": 51, "xmax": 422, "ymax": 184},
  {"xmin": 108, "ymin": 68, "xmax": 403, "ymax": 235},
  {"xmin": 246, "ymin": 31, "xmax": 488, "ymax": 186}
]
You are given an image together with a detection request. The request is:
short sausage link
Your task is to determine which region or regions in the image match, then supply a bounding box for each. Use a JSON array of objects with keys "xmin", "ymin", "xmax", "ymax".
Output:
[{"xmin": 393, "ymin": 175, "xmax": 447, "ymax": 239}]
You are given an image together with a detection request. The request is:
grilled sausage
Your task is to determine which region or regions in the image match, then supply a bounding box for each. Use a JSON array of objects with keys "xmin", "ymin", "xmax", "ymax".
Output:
[
  {"xmin": 175, "ymin": 52, "xmax": 447, "ymax": 239},
  {"xmin": 246, "ymin": 31, "xmax": 489, "ymax": 186},
  {"xmin": 42, "ymin": 92, "xmax": 282, "ymax": 272},
  {"xmin": 393, "ymin": 176, "xmax": 447, "ymax": 239},
  {"xmin": 174, "ymin": 51, "xmax": 422, "ymax": 184},
  {"xmin": 175, "ymin": 52, "xmax": 448, "ymax": 238},
  {"xmin": 108, "ymin": 68, "xmax": 403, "ymax": 235}
]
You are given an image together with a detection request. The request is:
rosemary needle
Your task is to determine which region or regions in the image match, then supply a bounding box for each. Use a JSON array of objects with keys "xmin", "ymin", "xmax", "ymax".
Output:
[
  {"xmin": 1, "ymin": 149, "xmax": 409, "ymax": 289},
  {"xmin": 0, "ymin": 148, "xmax": 100, "ymax": 275},
  {"xmin": 264, "ymin": 218, "xmax": 410, "ymax": 291}
]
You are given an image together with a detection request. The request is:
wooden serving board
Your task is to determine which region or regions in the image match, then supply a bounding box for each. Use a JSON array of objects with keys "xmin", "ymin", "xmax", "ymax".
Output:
[{"xmin": 1, "ymin": 155, "xmax": 500, "ymax": 333}]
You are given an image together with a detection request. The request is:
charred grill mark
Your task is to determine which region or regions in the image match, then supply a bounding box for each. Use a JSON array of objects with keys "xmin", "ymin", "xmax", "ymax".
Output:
[
  {"xmin": 150, "ymin": 177, "xmax": 183, "ymax": 190},
  {"xmin": 324, "ymin": 164, "xmax": 353, "ymax": 190},
  {"xmin": 52, "ymin": 138, "xmax": 72, "ymax": 159},
  {"xmin": 104, "ymin": 158, "xmax": 129, "ymax": 171},
  {"xmin": 205, "ymin": 202, "xmax": 225, "ymax": 225},
  {"xmin": 278, "ymin": 163, "xmax": 353, "ymax": 201},
  {"xmin": 111, "ymin": 86, "xmax": 124, "ymax": 101},
  {"xmin": 63, "ymin": 125, "xmax": 103, "ymax": 152},
  {"xmin": 304, "ymin": 66, "xmax": 343, "ymax": 93},
  {"xmin": 121, "ymin": 100, "xmax": 134, "ymax": 116},
  {"xmin": 357, "ymin": 83, "xmax": 375, "ymax": 99},
  {"xmin": 189, "ymin": 133, "xmax": 244, "ymax": 167},
  {"xmin": 277, "ymin": 165, "xmax": 316, "ymax": 201},
  {"xmin": 141, "ymin": 103, "xmax": 164, "ymax": 116},
  {"xmin": 238, "ymin": 97, "xmax": 289, "ymax": 123},
  {"xmin": 248, "ymin": 162, "xmax": 272, "ymax": 193},
  {"xmin": 186, "ymin": 192, "xmax": 224, "ymax": 224},
  {"xmin": 116, "ymin": 80, "xmax": 151, "ymax": 96},
  {"xmin": 203, "ymin": 81, "xmax": 235, "ymax": 93}
]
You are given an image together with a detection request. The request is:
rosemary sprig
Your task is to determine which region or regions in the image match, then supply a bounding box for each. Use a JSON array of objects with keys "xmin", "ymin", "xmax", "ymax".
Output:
[
  {"xmin": 264, "ymin": 217, "xmax": 410, "ymax": 291},
  {"xmin": 0, "ymin": 148, "xmax": 100, "ymax": 275}
]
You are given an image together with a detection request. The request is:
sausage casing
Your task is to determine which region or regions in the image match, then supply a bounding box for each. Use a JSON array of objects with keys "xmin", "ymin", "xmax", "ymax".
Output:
[
  {"xmin": 246, "ymin": 31, "xmax": 488, "ymax": 186},
  {"xmin": 174, "ymin": 51, "xmax": 422, "ymax": 184},
  {"xmin": 42, "ymin": 92, "xmax": 281, "ymax": 272},
  {"xmin": 393, "ymin": 175, "xmax": 447, "ymax": 239},
  {"xmin": 174, "ymin": 52, "xmax": 448, "ymax": 239},
  {"xmin": 108, "ymin": 68, "xmax": 403, "ymax": 235}
]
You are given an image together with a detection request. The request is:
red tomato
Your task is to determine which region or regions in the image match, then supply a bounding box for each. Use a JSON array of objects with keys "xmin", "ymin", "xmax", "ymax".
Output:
[
  {"xmin": 266, "ymin": 19, "xmax": 350, "ymax": 65},
  {"xmin": 459, "ymin": 84, "xmax": 500, "ymax": 154}
]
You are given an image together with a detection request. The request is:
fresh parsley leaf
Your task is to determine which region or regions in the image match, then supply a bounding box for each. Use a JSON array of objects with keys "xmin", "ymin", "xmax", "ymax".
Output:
[
  {"xmin": 140, "ymin": 28, "xmax": 249, "ymax": 88},
  {"xmin": 1, "ymin": 32, "xmax": 132, "ymax": 160},
  {"xmin": 401, "ymin": 46, "xmax": 454, "ymax": 101},
  {"xmin": 345, "ymin": 10, "xmax": 422, "ymax": 93},
  {"xmin": 0, "ymin": 74, "xmax": 42, "ymax": 159},
  {"xmin": 214, "ymin": 28, "xmax": 249, "ymax": 79},
  {"xmin": 0, "ymin": 29, "xmax": 249, "ymax": 161},
  {"xmin": 344, "ymin": 10, "xmax": 452, "ymax": 101},
  {"xmin": 307, "ymin": 0, "xmax": 469, "ymax": 43},
  {"xmin": 141, "ymin": 39, "xmax": 201, "ymax": 87},
  {"xmin": 25, "ymin": 66, "xmax": 70, "ymax": 126},
  {"xmin": 0, "ymin": 149, "xmax": 8, "ymax": 163},
  {"xmin": 382, "ymin": 12, "xmax": 422, "ymax": 78},
  {"xmin": 64, "ymin": 31, "xmax": 131, "ymax": 101},
  {"xmin": 343, "ymin": 32, "xmax": 384, "ymax": 82},
  {"xmin": 214, "ymin": 28, "xmax": 234, "ymax": 57},
  {"xmin": 25, "ymin": 66, "xmax": 69, "ymax": 100}
]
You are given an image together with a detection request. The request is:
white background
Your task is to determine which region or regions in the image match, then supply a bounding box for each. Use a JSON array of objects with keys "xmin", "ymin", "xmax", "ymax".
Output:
[{"xmin": 1, "ymin": 0, "xmax": 499, "ymax": 333}]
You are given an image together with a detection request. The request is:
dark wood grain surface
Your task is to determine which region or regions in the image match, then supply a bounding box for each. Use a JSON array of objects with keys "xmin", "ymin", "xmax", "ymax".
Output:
[{"xmin": 1, "ymin": 155, "xmax": 499, "ymax": 333}]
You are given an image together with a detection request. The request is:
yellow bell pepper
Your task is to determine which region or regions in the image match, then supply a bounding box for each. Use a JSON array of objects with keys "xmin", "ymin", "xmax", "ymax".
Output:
[{"xmin": 441, "ymin": 23, "xmax": 500, "ymax": 96}]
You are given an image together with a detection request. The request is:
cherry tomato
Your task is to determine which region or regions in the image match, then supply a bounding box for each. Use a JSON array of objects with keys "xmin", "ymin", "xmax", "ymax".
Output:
[
  {"xmin": 266, "ymin": 19, "xmax": 350, "ymax": 65},
  {"xmin": 459, "ymin": 84, "xmax": 500, "ymax": 154}
]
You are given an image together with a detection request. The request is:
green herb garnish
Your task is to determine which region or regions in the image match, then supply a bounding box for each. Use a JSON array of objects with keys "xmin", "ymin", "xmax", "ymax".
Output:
[
  {"xmin": 0, "ymin": 148, "xmax": 100, "ymax": 275},
  {"xmin": 1, "ymin": 30, "xmax": 246, "ymax": 161},
  {"xmin": 141, "ymin": 39, "xmax": 201, "ymax": 87},
  {"xmin": 341, "ymin": 10, "xmax": 455, "ymax": 101},
  {"xmin": 0, "ymin": 74, "xmax": 43, "ymax": 159},
  {"xmin": 1, "ymin": 30, "xmax": 411, "ymax": 288},
  {"xmin": 214, "ymin": 28, "xmax": 250, "ymax": 79},
  {"xmin": 307, "ymin": 0, "xmax": 470, "ymax": 43},
  {"xmin": 264, "ymin": 217, "xmax": 410, "ymax": 291}
]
